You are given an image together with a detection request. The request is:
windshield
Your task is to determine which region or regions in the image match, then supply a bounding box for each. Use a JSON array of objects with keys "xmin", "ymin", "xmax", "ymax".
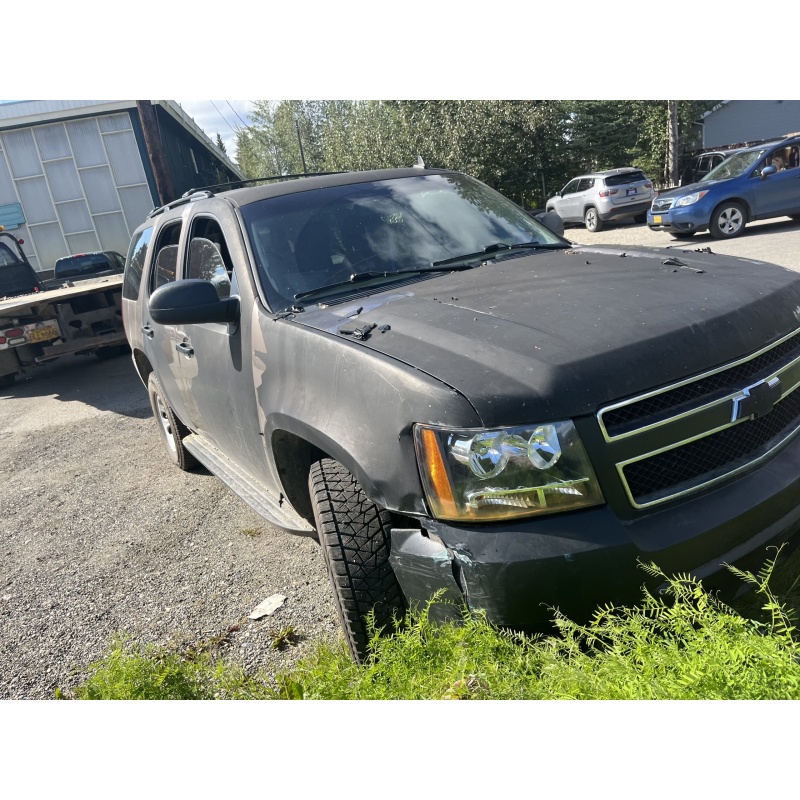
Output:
[
  {"xmin": 240, "ymin": 173, "xmax": 566, "ymax": 310},
  {"xmin": 702, "ymin": 149, "xmax": 767, "ymax": 182}
]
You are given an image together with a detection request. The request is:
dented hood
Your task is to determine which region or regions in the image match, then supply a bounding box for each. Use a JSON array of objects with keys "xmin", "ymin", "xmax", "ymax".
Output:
[{"xmin": 296, "ymin": 245, "xmax": 800, "ymax": 426}]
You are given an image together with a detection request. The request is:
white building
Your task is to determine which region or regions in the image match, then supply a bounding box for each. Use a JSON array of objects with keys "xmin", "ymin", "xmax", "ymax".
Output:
[{"xmin": 0, "ymin": 100, "xmax": 242, "ymax": 273}]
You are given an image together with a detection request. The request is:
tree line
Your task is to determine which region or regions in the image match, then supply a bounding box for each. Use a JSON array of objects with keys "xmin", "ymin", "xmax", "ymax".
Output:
[{"xmin": 234, "ymin": 101, "xmax": 717, "ymax": 208}]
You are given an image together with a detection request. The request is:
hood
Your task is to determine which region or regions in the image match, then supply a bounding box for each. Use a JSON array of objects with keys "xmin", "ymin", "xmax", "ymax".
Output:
[
  {"xmin": 296, "ymin": 246, "xmax": 800, "ymax": 427},
  {"xmin": 657, "ymin": 176, "xmax": 732, "ymax": 199}
]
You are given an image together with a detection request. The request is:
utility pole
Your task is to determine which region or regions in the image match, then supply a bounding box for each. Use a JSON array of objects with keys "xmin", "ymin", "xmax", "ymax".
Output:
[
  {"xmin": 667, "ymin": 100, "xmax": 679, "ymax": 187},
  {"xmin": 295, "ymin": 119, "xmax": 307, "ymax": 174},
  {"xmin": 136, "ymin": 100, "xmax": 176, "ymax": 204}
]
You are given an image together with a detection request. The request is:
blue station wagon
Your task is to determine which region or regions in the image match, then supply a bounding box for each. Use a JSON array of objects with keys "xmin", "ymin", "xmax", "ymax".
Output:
[{"xmin": 648, "ymin": 134, "xmax": 800, "ymax": 239}]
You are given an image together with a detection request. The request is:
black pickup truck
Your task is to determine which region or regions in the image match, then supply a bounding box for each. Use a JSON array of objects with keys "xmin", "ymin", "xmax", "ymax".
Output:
[{"xmin": 122, "ymin": 167, "xmax": 800, "ymax": 661}]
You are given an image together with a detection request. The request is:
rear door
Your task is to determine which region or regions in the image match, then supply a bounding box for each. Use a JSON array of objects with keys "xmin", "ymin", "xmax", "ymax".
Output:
[{"xmin": 141, "ymin": 219, "xmax": 196, "ymax": 425}]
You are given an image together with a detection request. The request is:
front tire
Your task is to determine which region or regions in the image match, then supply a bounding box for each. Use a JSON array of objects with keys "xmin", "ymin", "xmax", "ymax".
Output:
[
  {"xmin": 309, "ymin": 458, "xmax": 406, "ymax": 663},
  {"xmin": 147, "ymin": 373, "xmax": 198, "ymax": 471},
  {"xmin": 710, "ymin": 202, "xmax": 746, "ymax": 239},
  {"xmin": 584, "ymin": 206, "xmax": 604, "ymax": 232}
]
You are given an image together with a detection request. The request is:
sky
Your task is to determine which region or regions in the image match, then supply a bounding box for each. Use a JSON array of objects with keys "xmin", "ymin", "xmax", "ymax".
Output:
[{"xmin": 176, "ymin": 100, "xmax": 254, "ymax": 163}]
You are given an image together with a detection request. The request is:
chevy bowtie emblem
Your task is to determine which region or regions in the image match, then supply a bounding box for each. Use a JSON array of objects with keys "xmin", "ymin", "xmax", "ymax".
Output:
[{"xmin": 731, "ymin": 377, "xmax": 782, "ymax": 423}]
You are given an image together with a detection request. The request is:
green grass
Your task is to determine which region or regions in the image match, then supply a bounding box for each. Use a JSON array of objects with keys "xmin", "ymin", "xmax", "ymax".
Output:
[{"xmin": 63, "ymin": 547, "xmax": 800, "ymax": 700}]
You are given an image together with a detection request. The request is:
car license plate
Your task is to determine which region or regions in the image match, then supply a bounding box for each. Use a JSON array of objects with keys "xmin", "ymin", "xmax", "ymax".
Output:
[
  {"xmin": 626, "ymin": 187, "xmax": 637, "ymax": 196},
  {"xmin": 26, "ymin": 325, "xmax": 59, "ymax": 344},
  {"xmin": 653, "ymin": 215, "xmax": 662, "ymax": 224}
]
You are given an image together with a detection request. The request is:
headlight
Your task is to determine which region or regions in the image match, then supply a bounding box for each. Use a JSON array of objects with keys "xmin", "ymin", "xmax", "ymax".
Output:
[
  {"xmin": 414, "ymin": 421, "xmax": 604, "ymax": 522},
  {"xmin": 675, "ymin": 191, "xmax": 708, "ymax": 207}
]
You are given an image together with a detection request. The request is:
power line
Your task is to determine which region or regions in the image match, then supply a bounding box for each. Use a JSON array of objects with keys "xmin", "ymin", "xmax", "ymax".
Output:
[
  {"xmin": 209, "ymin": 100, "xmax": 238, "ymax": 135},
  {"xmin": 226, "ymin": 101, "xmax": 251, "ymax": 130}
]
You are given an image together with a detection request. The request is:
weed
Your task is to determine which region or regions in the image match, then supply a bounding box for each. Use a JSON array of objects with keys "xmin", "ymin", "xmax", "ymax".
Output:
[
  {"xmin": 241, "ymin": 528, "xmax": 262, "ymax": 538},
  {"xmin": 65, "ymin": 550, "xmax": 800, "ymax": 700}
]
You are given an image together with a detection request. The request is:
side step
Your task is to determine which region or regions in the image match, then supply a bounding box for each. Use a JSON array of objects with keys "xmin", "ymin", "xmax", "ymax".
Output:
[{"xmin": 184, "ymin": 434, "xmax": 315, "ymax": 535}]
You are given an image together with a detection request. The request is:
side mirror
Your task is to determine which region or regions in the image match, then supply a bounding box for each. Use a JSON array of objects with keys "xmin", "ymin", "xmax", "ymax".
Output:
[
  {"xmin": 534, "ymin": 211, "xmax": 565, "ymax": 237},
  {"xmin": 149, "ymin": 279, "xmax": 240, "ymax": 325},
  {"xmin": 761, "ymin": 164, "xmax": 777, "ymax": 179}
]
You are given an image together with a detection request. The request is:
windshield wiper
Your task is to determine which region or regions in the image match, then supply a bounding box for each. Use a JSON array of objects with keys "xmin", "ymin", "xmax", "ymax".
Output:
[
  {"xmin": 293, "ymin": 264, "xmax": 476, "ymax": 302},
  {"xmin": 431, "ymin": 241, "xmax": 568, "ymax": 267}
]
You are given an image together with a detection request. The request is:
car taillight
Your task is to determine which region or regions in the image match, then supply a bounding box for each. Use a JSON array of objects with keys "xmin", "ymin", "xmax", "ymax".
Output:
[
  {"xmin": 644, "ymin": 182, "xmax": 653, "ymax": 189},
  {"xmin": 598, "ymin": 188, "xmax": 618, "ymax": 197},
  {"xmin": 5, "ymin": 328, "xmax": 23, "ymax": 338},
  {"xmin": 0, "ymin": 337, "xmax": 6, "ymax": 345}
]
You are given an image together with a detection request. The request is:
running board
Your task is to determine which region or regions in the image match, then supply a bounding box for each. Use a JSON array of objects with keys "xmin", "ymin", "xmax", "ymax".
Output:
[{"xmin": 183, "ymin": 434, "xmax": 315, "ymax": 535}]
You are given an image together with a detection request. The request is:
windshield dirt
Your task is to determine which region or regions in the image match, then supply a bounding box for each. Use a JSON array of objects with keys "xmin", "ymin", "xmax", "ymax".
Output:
[
  {"xmin": 702, "ymin": 149, "xmax": 767, "ymax": 182},
  {"xmin": 241, "ymin": 173, "xmax": 565, "ymax": 310}
]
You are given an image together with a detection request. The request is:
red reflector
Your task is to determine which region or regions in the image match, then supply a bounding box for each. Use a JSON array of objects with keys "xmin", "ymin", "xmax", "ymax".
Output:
[
  {"xmin": 0, "ymin": 337, "xmax": 6, "ymax": 345},
  {"xmin": 6, "ymin": 328, "xmax": 23, "ymax": 337}
]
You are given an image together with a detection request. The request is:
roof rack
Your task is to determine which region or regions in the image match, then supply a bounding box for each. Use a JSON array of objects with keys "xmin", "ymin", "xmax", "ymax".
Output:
[
  {"xmin": 147, "ymin": 190, "xmax": 217, "ymax": 219},
  {"xmin": 180, "ymin": 171, "xmax": 346, "ymax": 198}
]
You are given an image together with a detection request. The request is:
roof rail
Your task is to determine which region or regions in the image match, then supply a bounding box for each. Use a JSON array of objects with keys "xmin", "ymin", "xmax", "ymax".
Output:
[
  {"xmin": 180, "ymin": 171, "xmax": 346, "ymax": 198},
  {"xmin": 147, "ymin": 190, "xmax": 215, "ymax": 219}
]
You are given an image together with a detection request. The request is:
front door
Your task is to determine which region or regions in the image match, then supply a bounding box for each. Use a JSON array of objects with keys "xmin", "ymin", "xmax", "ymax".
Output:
[{"xmin": 172, "ymin": 212, "xmax": 267, "ymax": 481}]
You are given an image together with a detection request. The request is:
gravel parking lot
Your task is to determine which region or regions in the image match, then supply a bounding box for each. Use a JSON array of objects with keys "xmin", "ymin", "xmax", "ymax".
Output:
[
  {"xmin": 2, "ymin": 216, "xmax": 799, "ymax": 700},
  {"xmin": 0, "ymin": 355, "xmax": 338, "ymax": 699}
]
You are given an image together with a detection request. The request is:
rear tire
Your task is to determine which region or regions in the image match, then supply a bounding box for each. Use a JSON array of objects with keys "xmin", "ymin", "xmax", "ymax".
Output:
[
  {"xmin": 584, "ymin": 207, "xmax": 604, "ymax": 232},
  {"xmin": 0, "ymin": 373, "xmax": 15, "ymax": 389},
  {"xmin": 147, "ymin": 373, "xmax": 198, "ymax": 471},
  {"xmin": 710, "ymin": 201, "xmax": 746, "ymax": 239},
  {"xmin": 634, "ymin": 212, "xmax": 647, "ymax": 224},
  {"xmin": 309, "ymin": 458, "xmax": 406, "ymax": 663}
]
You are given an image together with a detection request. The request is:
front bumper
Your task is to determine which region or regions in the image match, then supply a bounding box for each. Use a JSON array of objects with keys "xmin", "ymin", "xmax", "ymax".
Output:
[
  {"xmin": 389, "ymin": 430, "xmax": 800, "ymax": 630},
  {"xmin": 647, "ymin": 202, "xmax": 712, "ymax": 234}
]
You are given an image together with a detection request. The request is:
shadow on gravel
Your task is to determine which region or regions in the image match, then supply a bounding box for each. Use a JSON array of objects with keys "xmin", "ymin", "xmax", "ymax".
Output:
[{"xmin": 0, "ymin": 352, "xmax": 151, "ymax": 418}]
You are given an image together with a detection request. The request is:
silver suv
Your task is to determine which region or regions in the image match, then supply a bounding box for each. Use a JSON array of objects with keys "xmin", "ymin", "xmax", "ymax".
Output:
[{"xmin": 546, "ymin": 168, "xmax": 654, "ymax": 232}]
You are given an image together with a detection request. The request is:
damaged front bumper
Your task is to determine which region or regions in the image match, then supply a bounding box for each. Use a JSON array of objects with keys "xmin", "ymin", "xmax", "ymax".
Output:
[{"xmin": 388, "ymin": 436, "xmax": 800, "ymax": 631}]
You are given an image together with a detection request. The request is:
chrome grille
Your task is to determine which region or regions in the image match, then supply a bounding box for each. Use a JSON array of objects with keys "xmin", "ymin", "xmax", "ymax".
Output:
[
  {"xmin": 623, "ymin": 388, "xmax": 800, "ymax": 503},
  {"xmin": 597, "ymin": 328, "xmax": 800, "ymax": 509},
  {"xmin": 651, "ymin": 197, "xmax": 675, "ymax": 212},
  {"xmin": 601, "ymin": 329, "xmax": 800, "ymax": 437}
]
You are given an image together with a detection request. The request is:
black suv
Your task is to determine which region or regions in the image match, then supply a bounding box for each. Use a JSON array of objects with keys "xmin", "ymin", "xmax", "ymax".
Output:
[
  {"xmin": 123, "ymin": 168, "xmax": 800, "ymax": 661},
  {"xmin": 53, "ymin": 251, "xmax": 126, "ymax": 281}
]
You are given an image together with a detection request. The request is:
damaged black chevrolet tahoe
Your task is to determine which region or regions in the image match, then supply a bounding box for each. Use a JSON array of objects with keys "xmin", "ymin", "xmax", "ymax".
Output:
[{"xmin": 122, "ymin": 167, "xmax": 800, "ymax": 661}]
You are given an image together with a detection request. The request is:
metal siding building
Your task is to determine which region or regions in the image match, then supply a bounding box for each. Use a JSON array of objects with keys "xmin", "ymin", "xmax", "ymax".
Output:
[
  {"xmin": 701, "ymin": 100, "xmax": 800, "ymax": 148},
  {"xmin": 0, "ymin": 100, "xmax": 242, "ymax": 272}
]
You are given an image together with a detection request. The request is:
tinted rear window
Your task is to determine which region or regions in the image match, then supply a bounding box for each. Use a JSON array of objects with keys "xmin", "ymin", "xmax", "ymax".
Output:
[
  {"xmin": 122, "ymin": 227, "xmax": 153, "ymax": 301},
  {"xmin": 54, "ymin": 253, "xmax": 115, "ymax": 277},
  {"xmin": 604, "ymin": 171, "xmax": 647, "ymax": 187}
]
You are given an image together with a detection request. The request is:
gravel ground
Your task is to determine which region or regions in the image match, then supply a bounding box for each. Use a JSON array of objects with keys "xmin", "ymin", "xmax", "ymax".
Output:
[{"xmin": 0, "ymin": 354, "xmax": 338, "ymax": 699}]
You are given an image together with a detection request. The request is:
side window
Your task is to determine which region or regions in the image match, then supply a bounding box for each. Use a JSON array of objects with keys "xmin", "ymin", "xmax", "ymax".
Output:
[
  {"xmin": 788, "ymin": 145, "xmax": 800, "ymax": 170},
  {"xmin": 562, "ymin": 180, "xmax": 580, "ymax": 195},
  {"xmin": 577, "ymin": 178, "xmax": 594, "ymax": 192},
  {"xmin": 186, "ymin": 217, "xmax": 234, "ymax": 299},
  {"xmin": 149, "ymin": 222, "xmax": 182, "ymax": 293},
  {"xmin": 122, "ymin": 226, "xmax": 153, "ymax": 300}
]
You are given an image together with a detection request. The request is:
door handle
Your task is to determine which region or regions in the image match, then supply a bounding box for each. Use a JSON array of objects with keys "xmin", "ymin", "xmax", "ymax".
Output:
[
  {"xmin": 141, "ymin": 323, "xmax": 154, "ymax": 339},
  {"xmin": 176, "ymin": 341, "xmax": 194, "ymax": 358}
]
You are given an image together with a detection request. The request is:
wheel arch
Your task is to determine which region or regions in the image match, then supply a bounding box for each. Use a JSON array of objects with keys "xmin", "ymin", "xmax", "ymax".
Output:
[{"xmin": 712, "ymin": 196, "xmax": 751, "ymax": 222}]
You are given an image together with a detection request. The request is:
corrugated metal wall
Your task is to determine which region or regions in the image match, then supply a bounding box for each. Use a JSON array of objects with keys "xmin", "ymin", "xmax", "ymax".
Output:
[
  {"xmin": 703, "ymin": 101, "xmax": 800, "ymax": 148},
  {"xmin": 0, "ymin": 112, "xmax": 157, "ymax": 271}
]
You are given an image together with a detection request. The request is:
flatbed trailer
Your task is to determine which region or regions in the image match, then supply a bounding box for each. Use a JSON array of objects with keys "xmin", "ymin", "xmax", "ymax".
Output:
[{"xmin": 0, "ymin": 229, "xmax": 125, "ymax": 388}]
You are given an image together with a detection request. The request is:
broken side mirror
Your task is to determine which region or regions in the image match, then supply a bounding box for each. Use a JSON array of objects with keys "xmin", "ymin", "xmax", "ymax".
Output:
[{"xmin": 149, "ymin": 279, "xmax": 240, "ymax": 326}]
